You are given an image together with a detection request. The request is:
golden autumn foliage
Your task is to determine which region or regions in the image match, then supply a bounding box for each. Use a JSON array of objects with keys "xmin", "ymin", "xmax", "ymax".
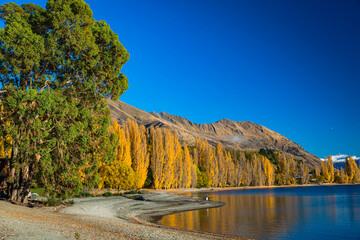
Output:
[
  {"xmin": 345, "ymin": 156, "xmax": 360, "ymax": 183},
  {"xmin": 149, "ymin": 126, "xmax": 165, "ymax": 189},
  {"xmin": 320, "ymin": 155, "xmax": 334, "ymax": 183},
  {"xmin": 182, "ymin": 143, "xmax": 193, "ymax": 188},
  {"xmin": 125, "ymin": 119, "xmax": 149, "ymax": 189},
  {"xmin": 149, "ymin": 127, "xmax": 193, "ymax": 189},
  {"xmin": 275, "ymin": 154, "xmax": 296, "ymax": 185},
  {"xmin": 98, "ymin": 120, "xmax": 137, "ymax": 189},
  {"xmin": 262, "ymin": 156, "xmax": 275, "ymax": 186},
  {"xmin": 96, "ymin": 118, "xmax": 357, "ymax": 190}
]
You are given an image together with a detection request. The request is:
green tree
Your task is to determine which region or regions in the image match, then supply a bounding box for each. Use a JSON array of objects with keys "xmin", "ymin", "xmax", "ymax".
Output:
[{"xmin": 0, "ymin": 0, "xmax": 129, "ymax": 203}]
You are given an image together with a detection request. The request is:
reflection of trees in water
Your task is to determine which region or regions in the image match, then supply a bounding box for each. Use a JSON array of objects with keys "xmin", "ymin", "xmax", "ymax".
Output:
[
  {"xmin": 161, "ymin": 193, "xmax": 304, "ymax": 239},
  {"xmin": 160, "ymin": 188, "xmax": 360, "ymax": 240}
]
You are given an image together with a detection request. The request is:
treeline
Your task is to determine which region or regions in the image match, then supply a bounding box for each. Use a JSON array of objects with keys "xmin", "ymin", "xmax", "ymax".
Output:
[
  {"xmin": 97, "ymin": 119, "xmax": 317, "ymax": 189},
  {"xmin": 320, "ymin": 156, "xmax": 360, "ymax": 183}
]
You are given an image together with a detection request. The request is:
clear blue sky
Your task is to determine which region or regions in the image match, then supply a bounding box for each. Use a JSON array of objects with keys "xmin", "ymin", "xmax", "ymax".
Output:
[{"xmin": 6, "ymin": 0, "xmax": 360, "ymax": 158}]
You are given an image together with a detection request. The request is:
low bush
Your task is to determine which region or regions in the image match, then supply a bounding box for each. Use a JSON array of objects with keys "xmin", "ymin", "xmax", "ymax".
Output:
[
  {"xmin": 103, "ymin": 192, "xmax": 113, "ymax": 197},
  {"xmin": 78, "ymin": 191, "xmax": 91, "ymax": 198},
  {"xmin": 46, "ymin": 197, "xmax": 62, "ymax": 206},
  {"xmin": 124, "ymin": 190, "xmax": 139, "ymax": 194}
]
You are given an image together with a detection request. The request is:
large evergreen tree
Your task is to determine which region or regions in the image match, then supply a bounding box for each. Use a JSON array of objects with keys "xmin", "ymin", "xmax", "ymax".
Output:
[{"xmin": 0, "ymin": 0, "xmax": 129, "ymax": 203}]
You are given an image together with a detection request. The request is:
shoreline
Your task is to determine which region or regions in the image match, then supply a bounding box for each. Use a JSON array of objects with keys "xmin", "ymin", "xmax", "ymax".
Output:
[
  {"xmin": 2, "ymin": 183, "xmax": 358, "ymax": 239},
  {"xmin": 155, "ymin": 182, "xmax": 359, "ymax": 195},
  {"xmin": 0, "ymin": 191, "xmax": 247, "ymax": 239}
]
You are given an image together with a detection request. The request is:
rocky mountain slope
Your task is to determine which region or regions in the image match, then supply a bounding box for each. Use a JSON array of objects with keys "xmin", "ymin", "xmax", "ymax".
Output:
[{"xmin": 107, "ymin": 99, "xmax": 320, "ymax": 168}]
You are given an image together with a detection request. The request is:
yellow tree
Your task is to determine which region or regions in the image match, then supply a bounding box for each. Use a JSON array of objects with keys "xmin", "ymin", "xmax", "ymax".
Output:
[
  {"xmin": 262, "ymin": 156, "xmax": 275, "ymax": 186},
  {"xmin": 346, "ymin": 156, "xmax": 360, "ymax": 183},
  {"xmin": 125, "ymin": 119, "xmax": 149, "ymax": 188},
  {"xmin": 226, "ymin": 152, "xmax": 236, "ymax": 186},
  {"xmin": 327, "ymin": 155, "xmax": 334, "ymax": 182},
  {"xmin": 111, "ymin": 121, "xmax": 132, "ymax": 167},
  {"xmin": 298, "ymin": 161, "xmax": 310, "ymax": 184},
  {"xmin": 98, "ymin": 120, "xmax": 137, "ymax": 189},
  {"xmin": 335, "ymin": 167, "xmax": 348, "ymax": 183},
  {"xmin": 150, "ymin": 126, "xmax": 165, "ymax": 189},
  {"xmin": 275, "ymin": 154, "xmax": 295, "ymax": 185},
  {"xmin": 234, "ymin": 151, "xmax": 246, "ymax": 186},
  {"xmin": 182, "ymin": 143, "xmax": 193, "ymax": 188},
  {"xmin": 173, "ymin": 134, "xmax": 183, "ymax": 188},
  {"xmin": 216, "ymin": 142, "xmax": 226, "ymax": 187},
  {"xmin": 163, "ymin": 128, "xmax": 176, "ymax": 189},
  {"xmin": 196, "ymin": 138, "xmax": 216, "ymax": 186},
  {"xmin": 321, "ymin": 160, "xmax": 330, "ymax": 182}
]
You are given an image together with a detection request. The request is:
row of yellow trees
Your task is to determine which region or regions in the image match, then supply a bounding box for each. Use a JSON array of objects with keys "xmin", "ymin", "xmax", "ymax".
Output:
[
  {"xmin": 321, "ymin": 155, "xmax": 360, "ymax": 183},
  {"xmin": 3, "ymin": 119, "xmax": 360, "ymax": 191},
  {"xmin": 97, "ymin": 119, "xmax": 315, "ymax": 189}
]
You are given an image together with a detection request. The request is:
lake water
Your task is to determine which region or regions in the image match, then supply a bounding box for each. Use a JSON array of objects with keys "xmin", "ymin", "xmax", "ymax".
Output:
[{"xmin": 158, "ymin": 185, "xmax": 360, "ymax": 240}]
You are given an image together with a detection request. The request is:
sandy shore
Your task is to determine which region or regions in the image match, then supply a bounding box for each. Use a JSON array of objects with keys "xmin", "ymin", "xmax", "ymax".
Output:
[
  {"xmin": 3, "ymin": 184, "xmax": 350, "ymax": 239},
  {"xmin": 0, "ymin": 190, "xmax": 248, "ymax": 240}
]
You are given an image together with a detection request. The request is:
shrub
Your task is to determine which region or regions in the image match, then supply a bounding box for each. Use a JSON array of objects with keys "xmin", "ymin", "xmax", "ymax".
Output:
[
  {"xmin": 103, "ymin": 192, "xmax": 113, "ymax": 197},
  {"xmin": 124, "ymin": 190, "xmax": 139, "ymax": 194},
  {"xmin": 46, "ymin": 197, "xmax": 62, "ymax": 206},
  {"xmin": 66, "ymin": 199, "xmax": 75, "ymax": 205},
  {"xmin": 78, "ymin": 191, "xmax": 91, "ymax": 198}
]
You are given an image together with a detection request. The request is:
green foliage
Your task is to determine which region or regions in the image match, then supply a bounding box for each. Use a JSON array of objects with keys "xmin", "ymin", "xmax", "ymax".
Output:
[
  {"xmin": 65, "ymin": 199, "xmax": 75, "ymax": 205},
  {"xmin": 0, "ymin": 0, "xmax": 129, "ymax": 203},
  {"xmin": 77, "ymin": 191, "xmax": 91, "ymax": 198},
  {"xmin": 259, "ymin": 149, "xmax": 278, "ymax": 164},
  {"xmin": 74, "ymin": 232, "xmax": 81, "ymax": 240},
  {"xmin": 103, "ymin": 191, "xmax": 113, "ymax": 197},
  {"xmin": 143, "ymin": 166, "xmax": 153, "ymax": 188},
  {"xmin": 30, "ymin": 188, "xmax": 45, "ymax": 196},
  {"xmin": 196, "ymin": 168, "xmax": 210, "ymax": 188},
  {"xmin": 46, "ymin": 197, "xmax": 62, "ymax": 206}
]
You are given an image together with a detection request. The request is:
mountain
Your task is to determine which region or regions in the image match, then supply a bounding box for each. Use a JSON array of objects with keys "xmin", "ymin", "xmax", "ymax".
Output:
[{"xmin": 107, "ymin": 99, "xmax": 321, "ymax": 168}]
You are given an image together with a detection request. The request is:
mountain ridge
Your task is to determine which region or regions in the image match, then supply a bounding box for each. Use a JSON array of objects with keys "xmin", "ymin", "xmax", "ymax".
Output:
[{"xmin": 107, "ymin": 99, "xmax": 320, "ymax": 168}]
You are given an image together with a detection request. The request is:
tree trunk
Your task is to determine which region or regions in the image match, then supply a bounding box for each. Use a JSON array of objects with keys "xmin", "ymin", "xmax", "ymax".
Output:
[
  {"xmin": 7, "ymin": 147, "xmax": 30, "ymax": 204},
  {"xmin": 7, "ymin": 167, "xmax": 30, "ymax": 204}
]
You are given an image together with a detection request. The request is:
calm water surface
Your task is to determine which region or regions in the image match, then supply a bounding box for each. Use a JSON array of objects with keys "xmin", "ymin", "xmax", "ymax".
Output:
[{"xmin": 159, "ymin": 185, "xmax": 360, "ymax": 240}]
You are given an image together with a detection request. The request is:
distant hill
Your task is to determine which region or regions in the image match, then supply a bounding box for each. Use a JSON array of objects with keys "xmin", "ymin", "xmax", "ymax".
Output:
[{"xmin": 107, "ymin": 99, "xmax": 321, "ymax": 168}]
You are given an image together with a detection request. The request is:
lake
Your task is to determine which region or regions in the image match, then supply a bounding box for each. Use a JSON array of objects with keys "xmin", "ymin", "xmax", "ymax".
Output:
[{"xmin": 158, "ymin": 185, "xmax": 360, "ymax": 240}]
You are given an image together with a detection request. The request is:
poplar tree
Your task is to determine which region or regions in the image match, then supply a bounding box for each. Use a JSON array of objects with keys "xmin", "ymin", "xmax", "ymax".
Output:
[
  {"xmin": 216, "ymin": 142, "xmax": 226, "ymax": 187},
  {"xmin": 196, "ymin": 138, "xmax": 216, "ymax": 186},
  {"xmin": 262, "ymin": 156, "xmax": 275, "ymax": 186},
  {"xmin": 98, "ymin": 121, "xmax": 136, "ymax": 189},
  {"xmin": 346, "ymin": 156, "xmax": 360, "ymax": 183},
  {"xmin": 328, "ymin": 155, "xmax": 334, "ymax": 182},
  {"xmin": 182, "ymin": 143, "xmax": 193, "ymax": 188},
  {"xmin": 125, "ymin": 119, "xmax": 149, "ymax": 189},
  {"xmin": 149, "ymin": 126, "xmax": 165, "ymax": 189},
  {"xmin": 226, "ymin": 152, "xmax": 236, "ymax": 186}
]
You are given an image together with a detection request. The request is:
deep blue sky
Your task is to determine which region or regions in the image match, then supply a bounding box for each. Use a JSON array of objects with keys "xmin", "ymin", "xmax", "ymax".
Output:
[{"xmin": 5, "ymin": 0, "xmax": 360, "ymax": 158}]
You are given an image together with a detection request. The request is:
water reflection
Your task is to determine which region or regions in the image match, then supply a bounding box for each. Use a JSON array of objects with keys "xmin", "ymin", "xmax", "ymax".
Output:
[{"xmin": 159, "ymin": 185, "xmax": 360, "ymax": 240}]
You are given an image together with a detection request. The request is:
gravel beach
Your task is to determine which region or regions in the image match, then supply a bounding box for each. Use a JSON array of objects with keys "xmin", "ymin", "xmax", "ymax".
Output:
[{"xmin": 0, "ymin": 191, "xmax": 248, "ymax": 239}]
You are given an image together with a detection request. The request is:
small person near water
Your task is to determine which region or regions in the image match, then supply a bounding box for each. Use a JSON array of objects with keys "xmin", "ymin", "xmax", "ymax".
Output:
[{"xmin": 205, "ymin": 194, "xmax": 209, "ymax": 201}]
